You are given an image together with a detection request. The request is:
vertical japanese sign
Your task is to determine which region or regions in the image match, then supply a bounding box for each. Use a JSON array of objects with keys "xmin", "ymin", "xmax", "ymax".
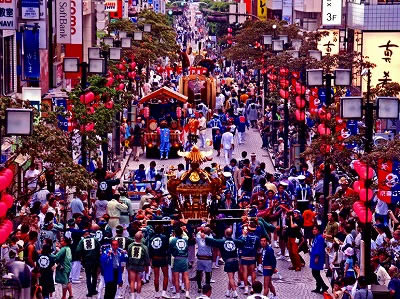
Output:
[
  {"xmin": 362, "ymin": 32, "xmax": 400, "ymax": 93},
  {"xmin": 0, "ymin": 0, "xmax": 16, "ymax": 30},
  {"xmin": 53, "ymin": 98, "xmax": 68, "ymax": 131},
  {"xmin": 21, "ymin": 0, "xmax": 40, "ymax": 20},
  {"xmin": 23, "ymin": 28, "xmax": 41, "ymax": 80},
  {"xmin": 71, "ymin": 0, "xmax": 83, "ymax": 44},
  {"xmin": 317, "ymin": 29, "xmax": 340, "ymax": 56},
  {"xmin": 56, "ymin": 0, "xmax": 71, "ymax": 44},
  {"xmin": 322, "ymin": 0, "xmax": 342, "ymax": 26},
  {"xmin": 153, "ymin": 0, "xmax": 160, "ymax": 13},
  {"xmin": 257, "ymin": 0, "xmax": 267, "ymax": 20}
]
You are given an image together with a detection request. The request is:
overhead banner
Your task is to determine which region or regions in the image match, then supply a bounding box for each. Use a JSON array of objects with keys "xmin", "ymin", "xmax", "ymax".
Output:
[
  {"xmin": 56, "ymin": 0, "xmax": 71, "ymax": 44},
  {"xmin": 0, "ymin": 0, "xmax": 17, "ymax": 30},
  {"xmin": 23, "ymin": 28, "xmax": 41, "ymax": 80},
  {"xmin": 317, "ymin": 29, "xmax": 340, "ymax": 56},
  {"xmin": 322, "ymin": 0, "xmax": 342, "ymax": 26},
  {"xmin": 21, "ymin": 0, "xmax": 40, "ymax": 20},
  {"xmin": 71, "ymin": 0, "xmax": 83, "ymax": 44},
  {"xmin": 257, "ymin": 0, "xmax": 267, "ymax": 21},
  {"xmin": 362, "ymin": 32, "xmax": 400, "ymax": 92}
]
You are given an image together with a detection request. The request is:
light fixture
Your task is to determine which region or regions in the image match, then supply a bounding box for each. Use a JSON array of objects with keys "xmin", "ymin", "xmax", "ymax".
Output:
[
  {"xmin": 306, "ymin": 69, "xmax": 324, "ymax": 86},
  {"xmin": 309, "ymin": 50, "xmax": 322, "ymax": 61},
  {"xmin": 119, "ymin": 31, "xmax": 127, "ymax": 38},
  {"xmin": 5, "ymin": 108, "xmax": 34, "ymax": 135},
  {"xmin": 263, "ymin": 35, "xmax": 272, "ymax": 45},
  {"xmin": 287, "ymin": 50, "xmax": 299, "ymax": 59},
  {"xmin": 103, "ymin": 37, "xmax": 114, "ymax": 47},
  {"xmin": 63, "ymin": 57, "xmax": 80, "ymax": 73},
  {"xmin": 272, "ymin": 39, "xmax": 284, "ymax": 52},
  {"xmin": 291, "ymin": 39, "xmax": 302, "ymax": 51},
  {"xmin": 88, "ymin": 47, "xmax": 101, "ymax": 59},
  {"xmin": 377, "ymin": 97, "xmax": 399, "ymax": 119},
  {"xmin": 334, "ymin": 69, "xmax": 352, "ymax": 86},
  {"xmin": 109, "ymin": 47, "xmax": 122, "ymax": 60},
  {"xmin": 88, "ymin": 58, "xmax": 105, "ymax": 73},
  {"xmin": 272, "ymin": 24, "xmax": 277, "ymax": 30},
  {"xmin": 144, "ymin": 24, "xmax": 152, "ymax": 32},
  {"xmin": 340, "ymin": 97, "xmax": 363, "ymax": 119},
  {"xmin": 121, "ymin": 37, "xmax": 132, "ymax": 48},
  {"xmin": 134, "ymin": 31, "xmax": 143, "ymax": 41},
  {"xmin": 279, "ymin": 35, "xmax": 289, "ymax": 44}
]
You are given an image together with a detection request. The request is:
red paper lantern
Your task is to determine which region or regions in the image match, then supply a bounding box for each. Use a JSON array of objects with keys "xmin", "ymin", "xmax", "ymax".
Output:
[
  {"xmin": 359, "ymin": 188, "xmax": 373, "ymax": 202},
  {"xmin": 353, "ymin": 180, "xmax": 365, "ymax": 193},
  {"xmin": 295, "ymin": 109, "xmax": 305, "ymax": 121},
  {"xmin": 1, "ymin": 194, "xmax": 13, "ymax": 209},
  {"xmin": 279, "ymin": 68, "xmax": 289, "ymax": 77},
  {"xmin": 176, "ymin": 107, "xmax": 182, "ymax": 118},
  {"xmin": 118, "ymin": 83, "xmax": 125, "ymax": 91},
  {"xmin": 87, "ymin": 107, "xmax": 95, "ymax": 115},
  {"xmin": 0, "ymin": 202, "xmax": 8, "ymax": 218},
  {"xmin": 107, "ymin": 71, "xmax": 113, "ymax": 77},
  {"xmin": 84, "ymin": 92, "xmax": 95, "ymax": 104},
  {"xmin": 105, "ymin": 101, "xmax": 114, "ymax": 109},
  {"xmin": 130, "ymin": 62, "xmax": 137, "ymax": 70},
  {"xmin": 105, "ymin": 77, "xmax": 114, "ymax": 87},
  {"xmin": 144, "ymin": 107, "xmax": 150, "ymax": 118},
  {"xmin": 318, "ymin": 124, "xmax": 331, "ymax": 135},
  {"xmin": 279, "ymin": 79, "xmax": 289, "ymax": 88},
  {"xmin": 279, "ymin": 89, "xmax": 289, "ymax": 99},
  {"xmin": 353, "ymin": 201, "xmax": 372, "ymax": 223},
  {"xmin": 291, "ymin": 71, "xmax": 300, "ymax": 79},
  {"xmin": 295, "ymin": 96, "xmax": 306, "ymax": 108},
  {"xmin": 227, "ymin": 27, "xmax": 232, "ymax": 33},
  {"xmin": 0, "ymin": 169, "xmax": 13, "ymax": 192}
]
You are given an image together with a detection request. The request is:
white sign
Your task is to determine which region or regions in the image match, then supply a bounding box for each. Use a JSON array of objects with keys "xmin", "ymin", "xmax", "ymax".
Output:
[
  {"xmin": 56, "ymin": 0, "xmax": 71, "ymax": 44},
  {"xmin": 317, "ymin": 29, "xmax": 340, "ymax": 56},
  {"xmin": 104, "ymin": 0, "xmax": 118, "ymax": 12},
  {"xmin": 0, "ymin": 0, "xmax": 17, "ymax": 30},
  {"xmin": 40, "ymin": 0, "xmax": 46, "ymax": 19},
  {"xmin": 322, "ymin": 0, "xmax": 342, "ymax": 26},
  {"xmin": 22, "ymin": 6, "xmax": 39, "ymax": 20},
  {"xmin": 71, "ymin": 0, "xmax": 83, "ymax": 44},
  {"xmin": 22, "ymin": 87, "xmax": 42, "ymax": 102}
]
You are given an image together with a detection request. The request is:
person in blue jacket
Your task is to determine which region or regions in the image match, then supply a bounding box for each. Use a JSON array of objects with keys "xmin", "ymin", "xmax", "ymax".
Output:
[
  {"xmin": 310, "ymin": 225, "xmax": 329, "ymax": 294},
  {"xmin": 261, "ymin": 236, "xmax": 277, "ymax": 298},
  {"xmin": 100, "ymin": 239, "xmax": 127, "ymax": 299}
]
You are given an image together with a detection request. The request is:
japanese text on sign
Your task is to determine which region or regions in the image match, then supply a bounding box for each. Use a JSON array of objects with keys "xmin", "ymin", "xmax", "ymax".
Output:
[
  {"xmin": 322, "ymin": 0, "xmax": 342, "ymax": 26},
  {"xmin": 0, "ymin": 0, "xmax": 16, "ymax": 29}
]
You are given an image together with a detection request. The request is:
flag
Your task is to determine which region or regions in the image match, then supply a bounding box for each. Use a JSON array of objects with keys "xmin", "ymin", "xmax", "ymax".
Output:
[{"xmin": 378, "ymin": 159, "xmax": 400, "ymax": 204}]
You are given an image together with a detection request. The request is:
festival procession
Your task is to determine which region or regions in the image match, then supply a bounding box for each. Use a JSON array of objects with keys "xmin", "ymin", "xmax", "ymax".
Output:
[{"xmin": 0, "ymin": 0, "xmax": 400, "ymax": 298}]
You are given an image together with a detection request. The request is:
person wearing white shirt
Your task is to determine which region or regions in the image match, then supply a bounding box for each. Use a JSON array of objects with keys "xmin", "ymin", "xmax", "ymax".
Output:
[
  {"xmin": 221, "ymin": 129, "xmax": 234, "ymax": 165},
  {"xmin": 198, "ymin": 112, "xmax": 207, "ymax": 148},
  {"xmin": 372, "ymin": 257, "xmax": 391, "ymax": 287},
  {"xmin": 25, "ymin": 163, "xmax": 40, "ymax": 192},
  {"xmin": 216, "ymin": 93, "xmax": 225, "ymax": 111},
  {"xmin": 374, "ymin": 223, "xmax": 387, "ymax": 247}
]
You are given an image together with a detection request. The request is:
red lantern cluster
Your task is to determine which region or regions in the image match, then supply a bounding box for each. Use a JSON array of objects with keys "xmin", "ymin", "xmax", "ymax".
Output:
[
  {"xmin": 0, "ymin": 167, "xmax": 15, "ymax": 244},
  {"xmin": 352, "ymin": 160, "xmax": 375, "ymax": 223}
]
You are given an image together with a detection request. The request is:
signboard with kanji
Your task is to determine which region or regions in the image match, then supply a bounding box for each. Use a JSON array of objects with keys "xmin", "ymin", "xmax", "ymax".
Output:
[
  {"xmin": 362, "ymin": 32, "xmax": 400, "ymax": 93},
  {"xmin": 317, "ymin": 29, "xmax": 340, "ymax": 56},
  {"xmin": 0, "ymin": 0, "xmax": 17, "ymax": 30}
]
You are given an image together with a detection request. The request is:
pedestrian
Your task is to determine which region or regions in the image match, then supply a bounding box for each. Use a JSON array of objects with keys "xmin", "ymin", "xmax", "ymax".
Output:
[
  {"xmin": 127, "ymin": 231, "xmax": 150, "ymax": 299},
  {"xmin": 310, "ymin": 225, "xmax": 329, "ymax": 294},
  {"xmin": 195, "ymin": 227, "xmax": 213, "ymax": 294},
  {"xmin": 76, "ymin": 224, "xmax": 101, "ymax": 297},
  {"xmin": 100, "ymin": 240, "xmax": 127, "ymax": 299},
  {"xmin": 37, "ymin": 243, "xmax": 55, "ymax": 299},
  {"xmin": 131, "ymin": 124, "xmax": 142, "ymax": 161},
  {"xmin": 247, "ymin": 281, "xmax": 268, "ymax": 299},
  {"xmin": 206, "ymin": 228, "xmax": 244, "ymax": 298},
  {"xmin": 196, "ymin": 284, "xmax": 212, "ymax": 299},
  {"xmin": 354, "ymin": 276, "xmax": 373, "ymax": 299},
  {"xmin": 260, "ymin": 236, "xmax": 277, "ymax": 298},
  {"xmin": 53, "ymin": 237, "xmax": 73, "ymax": 299},
  {"xmin": 198, "ymin": 111, "xmax": 207, "ymax": 148},
  {"xmin": 169, "ymin": 226, "xmax": 190, "ymax": 299},
  {"xmin": 221, "ymin": 126, "xmax": 234, "ymax": 165},
  {"xmin": 212, "ymin": 128, "xmax": 222, "ymax": 157}
]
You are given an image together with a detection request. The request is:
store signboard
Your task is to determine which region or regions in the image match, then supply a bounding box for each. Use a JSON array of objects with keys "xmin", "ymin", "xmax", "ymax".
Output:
[{"xmin": 322, "ymin": 0, "xmax": 342, "ymax": 26}]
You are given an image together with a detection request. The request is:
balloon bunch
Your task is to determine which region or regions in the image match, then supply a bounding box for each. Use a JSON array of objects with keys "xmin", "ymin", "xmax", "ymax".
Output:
[
  {"xmin": 0, "ymin": 167, "xmax": 15, "ymax": 244},
  {"xmin": 352, "ymin": 160, "xmax": 375, "ymax": 223}
]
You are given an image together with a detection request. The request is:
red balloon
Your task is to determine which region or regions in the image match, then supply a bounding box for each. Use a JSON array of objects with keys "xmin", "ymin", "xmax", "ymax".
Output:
[
  {"xmin": 295, "ymin": 96, "xmax": 306, "ymax": 108},
  {"xmin": 295, "ymin": 109, "xmax": 305, "ymax": 121},
  {"xmin": 0, "ymin": 202, "xmax": 7, "ymax": 218},
  {"xmin": 1, "ymin": 193, "xmax": 14, "ymax": 209},
  {"xmin": 279, "ymin": 89, "xmax": 289, "ymax": 99}
]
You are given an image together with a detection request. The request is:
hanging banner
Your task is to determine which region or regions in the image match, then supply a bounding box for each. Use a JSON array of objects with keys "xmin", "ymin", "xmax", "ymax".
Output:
[
  {"xmin": 56, "ymin": 0, "xmax": 71, "ymax": 44},
  {"xmin": 257, "ymin": 0, "xmax": 267, "ymax": 21},
  {"xmin": 378, "ymin": 159, "xmax": 400, "ymax": 205},
  {"xmin": 0, "ymin": 0, "xmax": 17, "ymax": 30},
  {"xmin": 362, "ymin": 32, "xmax": 400, "ymax": 93},
  {"xmin": 53, "ymin": 98, "xmax": 69, "ymax": 131},
  {"xmin": 322, "ymin": 0, "xmax": 342, "ymax": 26},
  {"xmin": 21, "ymin": 0, "xmax": 40, "ymax": 20},
  {"xmin": 23, "ymin": 28, "xmax": 41, "ymax": 80},
  {"xmin": 71, "ymin": 0, "xmax": 83, "ymax": 44},
  {"xmin": 317, "ymin": 29, "xmax": 340, "ymax": 56}
]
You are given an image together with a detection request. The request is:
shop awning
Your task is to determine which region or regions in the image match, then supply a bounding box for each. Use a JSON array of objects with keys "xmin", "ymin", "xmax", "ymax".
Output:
[{"xmin": 139, "ymin": 87, "xmax": 188, "ymax": 104}]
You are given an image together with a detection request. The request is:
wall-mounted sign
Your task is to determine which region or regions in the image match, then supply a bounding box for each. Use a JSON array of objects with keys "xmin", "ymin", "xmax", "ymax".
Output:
[
  {"xmin": 322, "ymin": 0, "xmax": 342, "ymax": 26},
  {"xmin": 0, "ymin": 0, "xmax": 17, "ymax": 30},
  {"xmin": 21, "ymin": 0, "xmax": 40, "ymax": 20},
  {"xmin": 362, "ymin": 32, "xmax": 400, "ymax": 93},
  {"xmin": 23, "ymin": 28, "xmax": 41, "ymax": 79},
  {"xmin": 105, "ymin": 0, "xmax": 118, "ymax": 12},
  {"xmin": 56, "ymin": 0, "xmax": 71, "ymax": 44},
  {"xmin": 71, "ymin": 0, "xmax": 83, "ymax": 44},
  {"xmin": 257, "ymin": 0, "xmax": 267, "ymax": 21},
  {"xmin": 317, "ymin": 29, "xmax": 340, "ymax": 56}
]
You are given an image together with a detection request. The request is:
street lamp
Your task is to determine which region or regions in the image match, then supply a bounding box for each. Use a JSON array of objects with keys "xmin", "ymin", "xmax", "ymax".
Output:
[
  {"xmin": 134, "ymin": 31, "xmax": 143, "ymax": 41},
  {"xmin": 262, "ymin": 35, "xmax": 272, "ymax": 46},
  {"xmin": 272, "ymin": 39, "xmax": 284, "ymax": 52},
  {"xmin": 143, "ymin": 24, "xmax": 152, "ymax": 33},
  {"xmin": 309, "ymin": 50, "xmax": 322, "ymax": 61},
  {"xmin": 307, "ymin": 67, "xmax": 352, "ymax": 231}
]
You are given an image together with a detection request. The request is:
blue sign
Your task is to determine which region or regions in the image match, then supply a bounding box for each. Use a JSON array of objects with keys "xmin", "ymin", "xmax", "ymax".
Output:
[
  {"xmin": 21, "ymin": 0, "xmax": 40, "ymax": 20},
  {"xmin": 53, "ymin": 98, "xmax": 68, "ymax": 131},
  {"xmin": 23, "ymin": 28, "xmax": 40, "ymax": 79}
]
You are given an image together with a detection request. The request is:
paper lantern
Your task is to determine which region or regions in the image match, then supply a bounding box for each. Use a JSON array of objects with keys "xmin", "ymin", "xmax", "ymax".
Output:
[
  {"xmin": 279, "ymin": 79, "xmax": 289, "ymax": 88},
  {"xmin": 87, "ymin": 107, "xmax": 95, "ymax": 115},
  {"xmin": 105, "ymin": 101, "xmax": 114, "ymax": 109},
  {"xmin": 144, "ymin": 107, "xmax": 150, "ymax": 118},
  {"xmin": 79, "ymin": 95, "xmax": 85, "ymax": 104},
  {"xmin": 269, "ymin": 84, "xmax": 277, "ymax": 92},
  {"xmin": 118, "ymin": 83, "xmax": 125, "ymax": 91},
  {"xmin": 105, "ymin": 77, "xmax": 114, "ymax": 87},
  {"xmin": 295, "ymin": 84, "xmax": 306, "ymax": 95},
  {"xmin": 279, "ymin": 68, "xmax": 289, "ymax": 77},
  {"xmin": 267, "ymin": 74, "xmax": 277, "ymax": 81},
  {"xmin": 130, "ymin": 62, "xmax": 136, "ymax": 70},
  {"xmin": 1, "ymin": 194, "xmax": 13, "ymax": 209},
  {"xmin": 227, "ymin": 27, "xmax": 232, "ymax": 33},
  {"xmin": 84, "ymin": 92, "xmax": 95, "ymax": 104},
  {"xmin": 279, "ymin": 89, "xmax": 289, "ymax": 99},
  {"xmin": 295, "ymin": 109, "xmax": 305, "ymax": 121},
  {"xmin": 353, "ymin": 201, "xmax": 373, "ymax": 223},
  {"xmin": 0, "ymin": 202, "xmax": 8, "ymax": 218},
  {"xmin": 295, "ymin": 96, "xmax": 306, "ymax": 108},
  {"xmin": 107, "ymin": 71, "xmax": 113, "ymax": 77},
  {"xmin": 353, "ymin": 180, "xmax": 364, "ymax": 193},
  {"xmin": 359, "ymin": 188, "xmax": 373, "ymax": 202},
  {"xmin": 0, "ymin": 169, "xmax": 13, "ymax": 192},
  {"xmin": 318, "ymin": 124, "xmax": 331, "ymax": 135},
  {"xmin": 357, "ymin": 166, "xmax": 375, "ymax": 180},
  {"xmin": 320, "ymin": 144, "xmax": 331, "ymax": 154},
  {"xmin": 176, "ymin": 107, "xmax": 182, "ymax": 118}
]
